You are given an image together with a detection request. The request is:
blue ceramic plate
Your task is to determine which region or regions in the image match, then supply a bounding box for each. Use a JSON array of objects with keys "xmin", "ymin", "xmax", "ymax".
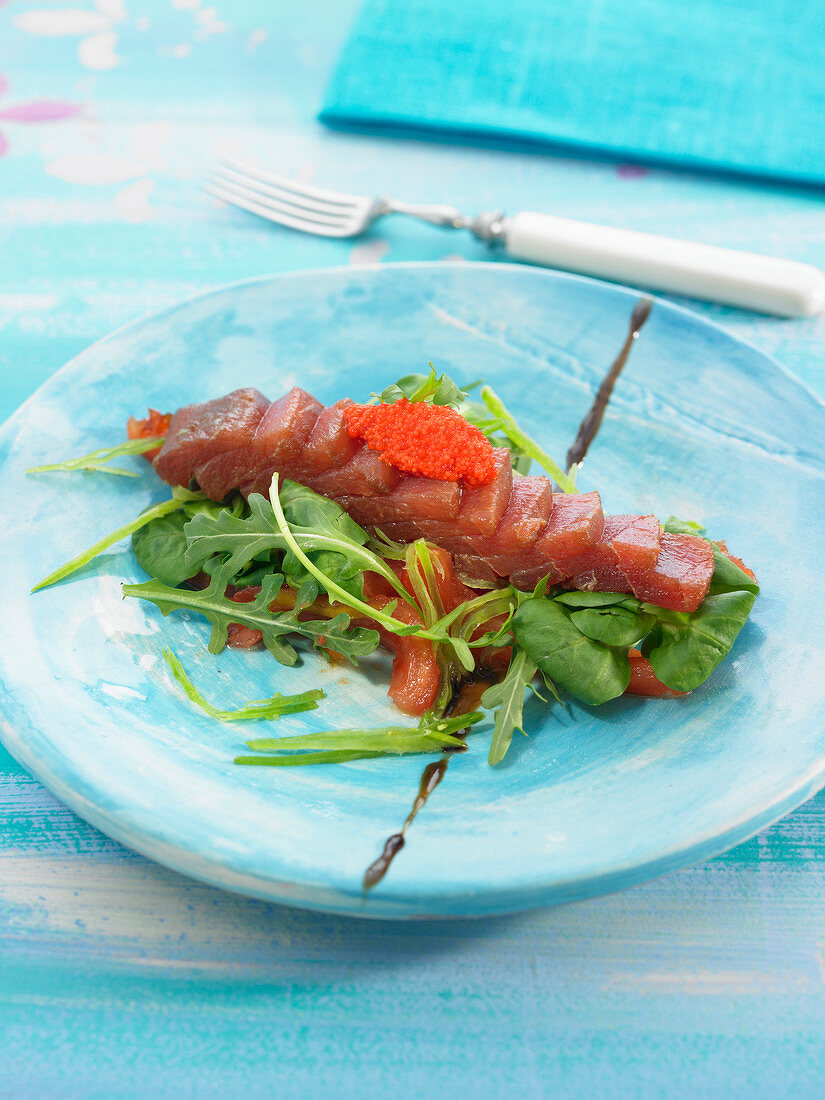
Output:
[{"xmin": 1, "ymin": 263, "xmax": 823, "ymax": 919}]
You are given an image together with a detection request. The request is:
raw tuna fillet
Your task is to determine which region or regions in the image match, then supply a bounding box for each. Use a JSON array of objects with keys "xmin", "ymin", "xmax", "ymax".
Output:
[
  {"xmin": 339, "ymin": 475, "xmax": 463, "ymax": 525},
  {"xmin": 451, "ymin": 553, "xmax": 499, "ymax": 584},
  {"xmin": 433, "ymin": 475, "xmax": 556, "ymax": 577},
  {"xmin": 564, "ymin": 514, "xmax": 660, "ymax": 593},
  {"xmin": 238, "ymin": 387, "xmax": 323, "ymax": 497},
  {"xmin": 610, "ymin": 514, "xmax": 661, "ymax": 578},
  {"xmin": 627, "ymin": 533, "xmax": 715, "ymax": 612},
  {"xmin": 509, "ymin": 492, "xmax": 606, "ymax": 588},
  {"xmin": 308, "ymin": 442, "xmax": 400, "ymax": 498},
  {"xmin": 452, "ymin": 448, "xmax": 513, "ymax": 536},
  {"xmin": 482, "ymin": 476, "xmax": 556, "ymax": 552},
  {"xmin": 534, "ymin": 492, "xmax": 605, "ymax": 561},
  {"xmin": 147, "ymin": 387, "xmax": 717, "ymax": 616},
  {"xmin": 153, "ymin": 388, "xmax": 269, "ymax": 487},
  {"xmin": 455, "ymin": 475, "xmax": 554, "ymax": 560},
  {"xmin": 194, "ymin": 448, "xmax": 253, "ymax": 501},
  {"xmin": 398, "ymin": 448, "xmax": 515, "ymax": 546},
  {"xmin": 302, "ymin": 399, "xmax": 358, "ymax": 475}
]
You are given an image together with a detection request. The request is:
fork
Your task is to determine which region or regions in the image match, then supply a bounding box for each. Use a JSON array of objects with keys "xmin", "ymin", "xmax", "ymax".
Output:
[{"xmin": 208, "ymin": 160, "xmax": 825, "ymax": 317}]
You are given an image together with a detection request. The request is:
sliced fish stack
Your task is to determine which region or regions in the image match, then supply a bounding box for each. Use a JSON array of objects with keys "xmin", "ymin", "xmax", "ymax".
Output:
[{"xmin": 152, "ymin": 387, "xmax": 715, "ymax": 612}]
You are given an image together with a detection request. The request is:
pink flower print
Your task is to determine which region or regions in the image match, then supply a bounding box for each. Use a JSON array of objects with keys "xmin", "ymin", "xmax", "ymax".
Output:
[{"xmin": 0, "ymin": 74, "xmax": 82, "ymax": 157}]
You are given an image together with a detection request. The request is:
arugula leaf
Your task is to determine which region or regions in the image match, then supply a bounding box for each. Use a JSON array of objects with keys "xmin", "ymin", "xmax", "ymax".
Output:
[
  {"xmin": 373, "ymin": 364, "xmax": 467, "ymax": 409},
  {"xmin": 512, "ymin": 598, "xmax": 631, "ymax": 705},
  {"xmin": 278, "ymin": 480, "xmax": 371, "ymax": 600},
  {"xmin": 162, "ymin": 648, "xmax": 324, "ymax": 720},
  {"xmin": 476, "ymin": 387, "xmax": 578, "ymax": 493},
  {"xmin": 27, "ymin": 435, "xmax": 165, "ymax": 477},
  {"xmin": 570, "ymin": 605, "xmax": 655, "ymax": 648},
  {"xmin": 131, "ymin": 496, "xmax": 246, "ymax": 586},
  {"xmin": 482, "ymin": 647, "xmax": 538, "ymax": 765},
  {"xmin": 32, "ymin": 495, "xmax": 186, "ymax": 592},
  {"xmin": 123, "ymin": 572, "xmax": 380, "ymax": 666},
  {"xmin": 184, "ymin": 488, "xmax": 414, "ymax": 608},
  {"xmin": 268, "ymin": 477, "xmax": 463, "ymax": 656},
  {"xmin": 236, "ymin": 711, "xmax": 483, "ymax": 766}
]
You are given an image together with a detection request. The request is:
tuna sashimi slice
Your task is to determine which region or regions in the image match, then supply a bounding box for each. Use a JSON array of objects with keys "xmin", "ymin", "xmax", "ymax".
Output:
[
  {"xmin": 308, "ymin": 443, "xmax": 400, "ymax": 498},
  {"xmin": 506, "ymin": 492, "xmax": 605, "ymax": 589},
  {"xmin": 452, "ymin": 553, "xmax": 499, "ymax": 584},
  {"xmin": 301, "ymin": 399, "xmax": 358, "ymax": 475},
  {"xmin": 628, "ymin": 533, "xmax": 715, "ymax": 613},
  {"xmin": 563, "ymin": 514, "xmax": 660, "ymax": 592},
  {"xmin": 153, "ymin": 387, "xmax": 269, "ymax": 488},
  {"xmin": 339, "ymin": 475, "xmax": 462, "ymax": 524},
  {"xmin": 453, "ymin": 448, "xmax": 513, "ymax": 536},
  {"xmin": 195, "ymin": 448, "xmax": 256, "ymax": 501},
  {"xmin": 534, "ymin": 492, "xmax": 605, "ymax": 562},
  {"xmin": 471, "ymin": 476, "xmax": 555, "ymax": 555},
  {"xmin": 610, "ymin": 514, "xmax": 661, "ymax": 579},
  {"xmin": 397, "ymin": 472, "xmax": 550, "ymax": 554},
  {"xmin": 238, "ymin": 387, "xmax": 323, "ymax": 497}
]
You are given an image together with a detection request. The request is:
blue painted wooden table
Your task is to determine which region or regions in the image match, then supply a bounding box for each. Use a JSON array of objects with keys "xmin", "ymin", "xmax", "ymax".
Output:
[{"xmin": 2, "ymin": 3, "xmax": 825, "ymax": 1096}]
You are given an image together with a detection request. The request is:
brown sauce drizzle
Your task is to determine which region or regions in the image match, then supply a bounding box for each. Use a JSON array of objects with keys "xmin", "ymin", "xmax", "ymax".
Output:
[
  {"xmin": 361, "ymin": 670, "xmax": 502, "ymax": 894},
  {"xmin": 566, "ymin": 297, "xmax": 653, "ymax": 472},
  {"xmin": 363, "ymin": 299, "xmax": 654, "ymax": 895}
]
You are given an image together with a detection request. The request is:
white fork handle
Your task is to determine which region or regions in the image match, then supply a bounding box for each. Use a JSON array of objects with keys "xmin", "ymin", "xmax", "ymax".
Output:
[{"xmin": 504, "ymin": 211, "xmax": 825, "ymax": 317}]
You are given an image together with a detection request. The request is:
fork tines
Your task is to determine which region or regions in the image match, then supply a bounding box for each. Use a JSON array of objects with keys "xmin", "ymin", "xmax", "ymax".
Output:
[{"xmin": 207, "ymin": 160, "xmax": 366, "ymax": 237}]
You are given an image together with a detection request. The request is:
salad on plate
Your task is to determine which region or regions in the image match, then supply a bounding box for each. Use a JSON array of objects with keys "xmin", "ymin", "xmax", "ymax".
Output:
[{"xmin": 29, "ymin": 298, "xmax": 759, "ymax": 889}]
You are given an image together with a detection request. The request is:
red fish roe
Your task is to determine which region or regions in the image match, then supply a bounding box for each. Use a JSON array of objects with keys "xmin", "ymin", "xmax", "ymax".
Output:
[{"xmin": 343, "ymin": 399, "xmax": 496, "ymax": 486}]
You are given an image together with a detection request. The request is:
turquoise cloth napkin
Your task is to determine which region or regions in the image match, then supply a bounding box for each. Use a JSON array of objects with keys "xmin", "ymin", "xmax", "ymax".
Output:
[{"xmin": 321, "ymin": 0, "xmax": 825, "ymax": 185}]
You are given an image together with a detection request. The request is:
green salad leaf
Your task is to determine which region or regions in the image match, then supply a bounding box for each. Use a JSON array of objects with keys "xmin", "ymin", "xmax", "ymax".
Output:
[
  {"xmin": 27, "ymin": 435, "xmax": 165, "ymax": 477},
  {"xmin": 638, "ymin": 516, "xmax": 759, "ymax": 692},
  {"xmin": 235, "ymin": 710, "xmax": 483, "ymax": 766},
  {"xmin": 131, "ymin": 496, "xmax": 243, "ymax": 586},
  {"xmin": 163, "ymin": 648, "xmax": 324, "ymax": 720},
  {"xmin": 512, "ymin": 597, "xmax": 631, "ymax": 705},
  {"xmin": 268, "ymin": 476, "xmax": 471, "ymax": 664},
  {"xmin": 132, "ymin": 510, "xmax": 192, "ymax": 585},
  {"xmin": 570, "ymin": 605, "xmax": 655, "ymax": 648},
  {"xmin": 641, "ymin": 590, "xmax": 757, "ymax": 692},
  {"xmin": 33, "ymin": 494, "xmax": 189, "ymax": 592},
  {"xmin": 553, "ymin": 591, "xmax": 636, "ymax": 609},
  {"xmin": 462, "ymin": 386, "xmax": 578, "ymax": 491},
  {"xmin": 184, "ymin": 487, "xmax": 414, "ymax": 608},
  {"xmin": 124, "ymin": 572, "xmax": 380, "ymax": 666},
  {"xmin": 482, "ymin": 647, "xmax": 538, "ymax": 765},
  {"xmin": 373, "ymin": 363, "xmax": 467, "ymax": 409}
]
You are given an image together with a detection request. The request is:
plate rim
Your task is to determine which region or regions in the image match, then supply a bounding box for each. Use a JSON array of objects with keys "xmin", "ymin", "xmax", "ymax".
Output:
[{"xmin": 2, "ymin": 260, "xmax": 824, "ymax": 919}]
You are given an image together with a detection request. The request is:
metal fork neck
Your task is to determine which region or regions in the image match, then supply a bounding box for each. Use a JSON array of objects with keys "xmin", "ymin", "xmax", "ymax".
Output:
[
  {"xmin": 468, "ymin": 210, "xmax": 507, "ymax": 245},
  {"xmin": 377, "ymin": 197, "xmax": 506, "ymax": 245}
]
